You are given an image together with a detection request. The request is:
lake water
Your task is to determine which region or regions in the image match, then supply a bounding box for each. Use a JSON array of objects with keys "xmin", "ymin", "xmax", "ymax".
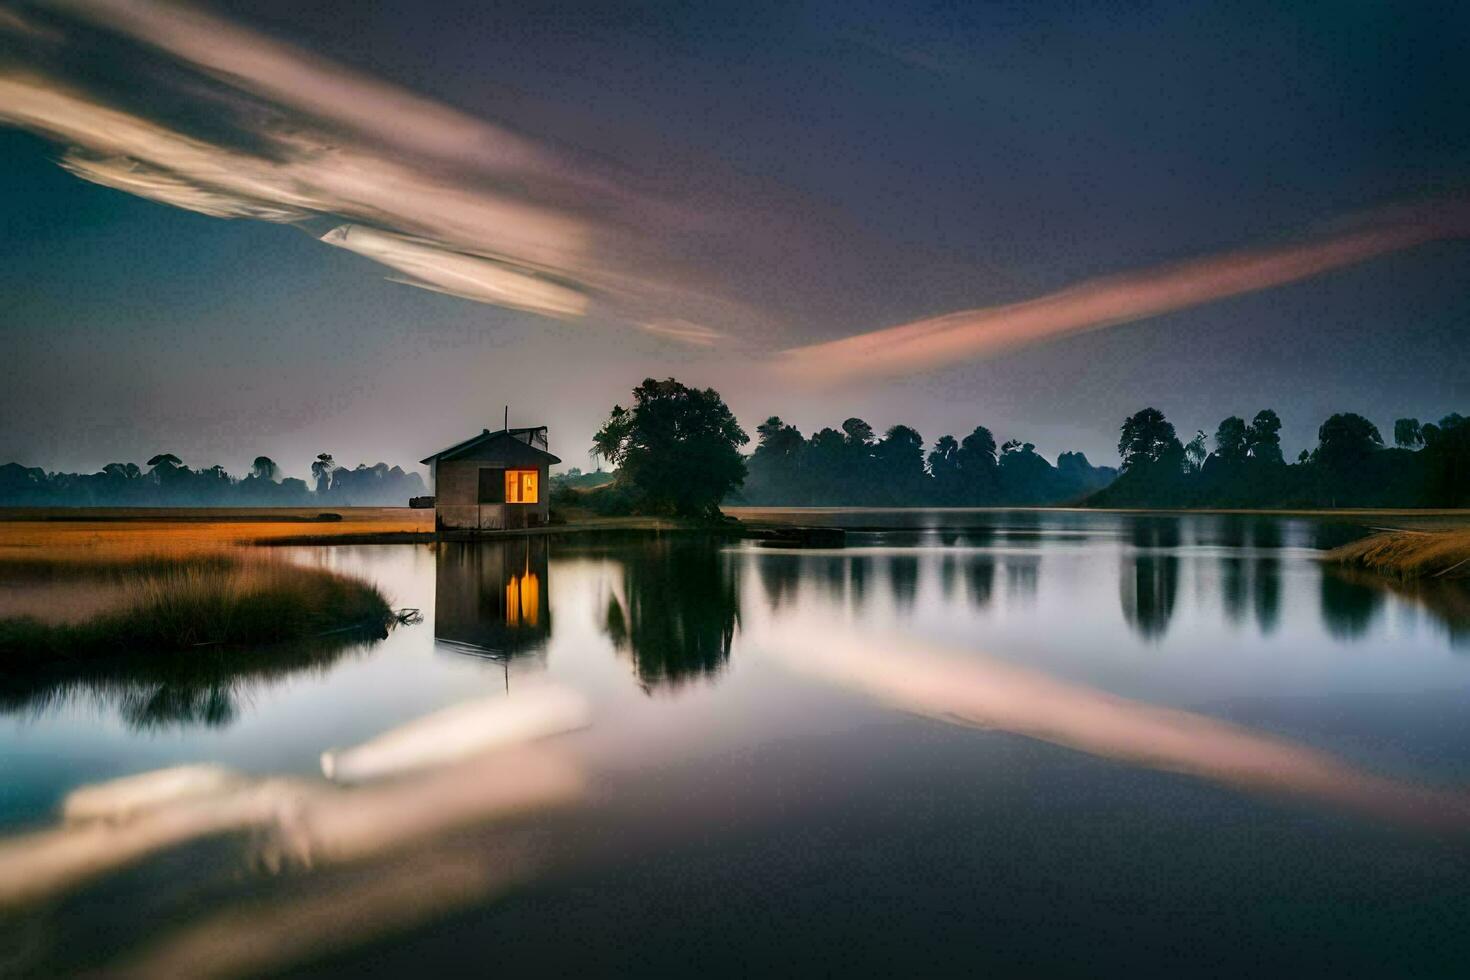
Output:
[{"xmin": 4, "ymin": 511, "xmax": 1470, "ymax": 976}]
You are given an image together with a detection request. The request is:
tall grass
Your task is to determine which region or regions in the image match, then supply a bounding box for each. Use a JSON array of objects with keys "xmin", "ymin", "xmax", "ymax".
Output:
[
  {"xmin": 1324, "ymin": 529, "xmax": 1470, "ymax": 580},
  {"xmin": 0, "ymin": 556, "xmax": 392, "ymax": 667}
]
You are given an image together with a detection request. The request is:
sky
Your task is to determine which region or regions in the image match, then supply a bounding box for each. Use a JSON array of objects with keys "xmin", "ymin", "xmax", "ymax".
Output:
[{"xmin": 2, "ymin": 0, "xmax": 1467, "ymax": 479}]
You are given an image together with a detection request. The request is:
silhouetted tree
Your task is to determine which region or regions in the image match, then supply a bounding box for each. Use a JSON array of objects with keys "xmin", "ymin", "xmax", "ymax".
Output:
[
  {"xmin": 1246, "ymin": 409, "xmax": 1283, "ymax": 464},
  {"xmin": 745, "ymin": 416, "xmax": 806, "ymax": 502},
  {"xmin": 594, "ymin": 377, "xmax": 749, "ymax": 518},
  {"xmin": 956, "ymin": 426, "xmax": 999, "ymax": 500},
  {"xmin": 873, "ymin": 425, "xmax": 926, "ymax": 503},
  {"xmin": 1314, "ymin": 413, "xmax": 1383, "ymax": 470},
  {"xmin": 311, "ymin": 453, "xmax": 336, "ymax": 494},
  {"xmin": 1184, "ymin": 430, "xmax": 1208, "ymax": 473},
  {"xmin": 0, "ymin": 453, "xmax": 422, "ymax": 506},
  {"xmin": 1119, "ymin": 408, "xmax": 1181, "ymax": 472},
  {"xmin": 251, "ymin": 455, "xmax": 281, "ymax": 481},
  {"xmin": 1213, "ymin": 416, "xmax": 1248, "ymax": 462},
  {"xmin": 927, "ymin": 434, "xmax": 961, "ymax": 502}
]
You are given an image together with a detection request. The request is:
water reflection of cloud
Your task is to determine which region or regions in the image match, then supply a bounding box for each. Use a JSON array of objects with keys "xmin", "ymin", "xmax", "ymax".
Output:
[
  {"xmin": 0, "ymin": 689, "xmax": 587, "ymax": 909},
  {"xmin": 1003, "ymin": 555, "xmax": 1040, "ymax": 603},
  {"xmin": 764, "ymin": 626, "xmax": 1470, "ymax": 832}
]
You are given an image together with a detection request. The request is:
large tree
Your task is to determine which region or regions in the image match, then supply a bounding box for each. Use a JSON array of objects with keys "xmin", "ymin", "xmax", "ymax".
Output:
[
  {"xmin": 1118, "ymin": 408, "xmax": 1180, "ymax": 471},
  {"xmin": 1213, "ymin": 416, "xmax": 1248, "ymax": 462},
  {"xmin": 311, "ymin": 453, "xmax": 336, "ymax": 494},
  {"xmin": 1394, "ymin": 417, "xmax": 1424, "ymax": 449},
  {"xmin": 1314, "ymin": 413, "xmax": 1383, "ymax": 470},
  {"xmin": 593, "ymin": 378, "xmax": 749, "ymax": 517},
  {"xmin": 250, "ymin": 455, "xmax": 282, "ymax": 481},
  {"xmin": 873, "ymin": 424, "xmax": 926, "ymax": 503},
  {"xmin": 1246, "ymin": 409, "xmax": 1283, "ymax": 464}
]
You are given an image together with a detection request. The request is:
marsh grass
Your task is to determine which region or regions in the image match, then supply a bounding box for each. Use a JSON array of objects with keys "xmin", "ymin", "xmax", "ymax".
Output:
[
  {"xmin": 1324, "ymin": 529, "xmax": 1470, "ymax": 580},
  {"xmin": 0, "ymin": 507, "xmax": 431, "ymax": 565},
  {"xmin": 0, "ymin": 555, "xmax": 393, "ymax": 667}
]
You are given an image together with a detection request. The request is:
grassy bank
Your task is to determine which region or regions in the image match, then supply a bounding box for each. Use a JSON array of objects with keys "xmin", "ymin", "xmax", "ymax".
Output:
[
  {"xmin": 0, "ymin": 507, "xmax": 432, "ymax": 561},
  {"xmin": 1323, "ymin": 529, "xmax": 1470, "ymax": 580},
  {"xmin": 0, "ymin": 555, "xmax": 393, "ymax": 667}
]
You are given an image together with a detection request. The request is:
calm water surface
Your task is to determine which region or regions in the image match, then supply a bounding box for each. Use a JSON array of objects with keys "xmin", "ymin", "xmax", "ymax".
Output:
[{"xmin": 3, "ymin": 511, "xmax": 1470, "ymax": 976}]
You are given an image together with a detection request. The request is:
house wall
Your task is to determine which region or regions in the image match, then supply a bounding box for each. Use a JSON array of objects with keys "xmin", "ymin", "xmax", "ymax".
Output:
[{"xmin": 434, "ymin": 456, "xmax": 550, "ymax": 531}]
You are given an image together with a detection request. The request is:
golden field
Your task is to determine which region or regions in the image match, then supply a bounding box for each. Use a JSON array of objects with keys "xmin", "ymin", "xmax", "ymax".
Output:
[{"xmin": 0, "ymin": 507, "xmax": 433, "ymax": 565}]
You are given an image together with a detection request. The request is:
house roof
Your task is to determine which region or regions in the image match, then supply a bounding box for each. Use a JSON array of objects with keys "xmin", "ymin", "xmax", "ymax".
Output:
[{"xmin": 420, "ymin": 427, "xmax": 561, "ymax": 466}]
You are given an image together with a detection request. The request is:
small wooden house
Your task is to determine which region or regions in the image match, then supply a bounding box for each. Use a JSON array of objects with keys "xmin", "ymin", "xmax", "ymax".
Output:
[{"xmin": 420, "ymin": 426, "xmax": 561, "ymax": 531}]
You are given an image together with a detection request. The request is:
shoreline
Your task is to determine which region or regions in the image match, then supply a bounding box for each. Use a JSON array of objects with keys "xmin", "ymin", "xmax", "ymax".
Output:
[
  {"xmin": 3, "ymin": 506, "xmax": 1468, "ymax": 556},
  {"xmin": 1322, "ymin": 529, "xmax": 1470, "ymax": 581}
]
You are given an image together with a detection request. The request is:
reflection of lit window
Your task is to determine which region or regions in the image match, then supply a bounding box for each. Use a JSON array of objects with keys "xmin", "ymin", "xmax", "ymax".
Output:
[
  {"xmin": 504, "ymin": 469, "xmax": 538, "ymax": 504},
  {"xmin": 505, "ymin": 571, "xmax": 539, "ymax": 627}
]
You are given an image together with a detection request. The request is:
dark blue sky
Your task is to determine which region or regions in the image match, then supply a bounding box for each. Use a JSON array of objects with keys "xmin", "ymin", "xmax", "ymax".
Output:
[{"xmin": 2, "ymin": 0, "xmax": 1467, "ymax": 476}]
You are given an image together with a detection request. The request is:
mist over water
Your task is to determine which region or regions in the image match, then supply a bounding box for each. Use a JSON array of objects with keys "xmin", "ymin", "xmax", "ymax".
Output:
[{"xmin": 4, "ymin": 511, "xmax": 1470, "ymax": 975}]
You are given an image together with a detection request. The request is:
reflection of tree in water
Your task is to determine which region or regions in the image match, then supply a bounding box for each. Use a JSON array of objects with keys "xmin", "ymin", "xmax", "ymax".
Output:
[
  {"xmin": 1120, "ymin": 517, "xmax": 1181, "ymax": 640},
  {"xmin": 965, "ymin": 555, "xmax": 997, "ymax": 609},
  {"xmin": 1218, "ymin": 518, "xmax": 1249, "ymax": 624},
  {"xmin": 605, "ymin": 540, "xmax": 739, "ymax": 692},
  {"xmin": 1128, "ymin": 516, "xmax": 1182, "ymax": 550},
  {"xmin": 808, "ymin": 555, "xmax": 849, "ymax": 604},
  {"xmin": 1253, "ymin": 551, "xmax": 1282, "ymax": 634},
  {"xmin": 1368, "ymin": 576, "xmax": 1470, "ymax": 649},
  {"xmin": 849, "ymin": 554, "xmax": 871, "ymax": 607},
  {"xmin": 1319, "ymin": 570, "xmax": 1383, "ymax": 641},
  {"xmin": 1220, "ymin": 553, "xmax": 1248, "ymax": 624},
  {"xmin": 756, "ymin": 553, "xmax": 802, "ymax": 610},
  {"xmin": 1249, "ymin": 520, "xmax": 1284, "ymax": 632},
  {"xmin": 0, "ymin": 630, "xmax": 386, "ymax": 730},
  {"xmin": 1214, "ymin": 518, "xmax": 1285, "ymax": 632},
  {"xmin": 1004, "ymin": 555, "xmax": 1039, "ymax": 602},
  {"xmin": 889, "ymin": 555, "xmax": 920, "ymax": 610},
  {"xmin": 940, "ymin": 552, "xmax": 958, "ymax": 600},
  {"xmin": 1120, "ymin": 553, "xmax": 1179, "ymax": 640}
]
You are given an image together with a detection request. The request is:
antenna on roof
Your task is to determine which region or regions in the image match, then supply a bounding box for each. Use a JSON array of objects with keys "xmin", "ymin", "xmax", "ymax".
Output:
[{"xmin": 504, "ymin": 405, "xmax": 509, "ymax": 432}]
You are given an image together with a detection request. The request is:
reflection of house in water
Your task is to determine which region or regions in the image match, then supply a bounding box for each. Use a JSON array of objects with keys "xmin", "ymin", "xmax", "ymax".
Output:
[{"xmin": 435, "ymin": 540, "xmax": 551, "ymax": 671}]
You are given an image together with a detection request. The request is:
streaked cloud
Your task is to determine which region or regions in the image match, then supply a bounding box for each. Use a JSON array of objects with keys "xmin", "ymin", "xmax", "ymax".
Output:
[
  {"xmin": 637, "ymin": 318, "xmax": 725, "ymax": 346},
  {"xmin": 321, "ymin": 225, "xmax": 589, "ymax": 318},
  {"xmin": 775, "ymin": 206, "xmax": 1470, "ymax": 384},
  {"xmin": 0, "ymin": 0, "xmax": 709, "ymax": 323},
  {"xmin": 1, "ymin": 1, "xmax": 1462, "ymax": 368},
  {"xmin": 61, "ymin": 150, "xmax": 309, "ymax": 220}
]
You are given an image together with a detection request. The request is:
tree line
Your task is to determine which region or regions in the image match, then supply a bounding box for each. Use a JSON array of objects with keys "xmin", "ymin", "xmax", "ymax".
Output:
[
  {"xmin": 740, "ymin": 417, "xmax": 1116, "ymax": 506},
  {"xmin": 583, "ymin": 378, "xmax": 1468, "ymax": 515},
  {"xmin": 581, "ymin": 377, "xmax": 1114, "ymax": 515},
  {"xmin": 1090, "ymin": 408, "xmax": 1470, "ymax": 508},
  {"xmin": 0, "ymin": 452, "xmax": 427, "ymax": 507}
]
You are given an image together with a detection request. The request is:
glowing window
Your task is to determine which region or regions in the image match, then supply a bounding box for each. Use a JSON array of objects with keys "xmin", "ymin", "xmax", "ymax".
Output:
[{"xmin": 504, "ymin": 469, "xmax": 538, "ymax": 504}]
